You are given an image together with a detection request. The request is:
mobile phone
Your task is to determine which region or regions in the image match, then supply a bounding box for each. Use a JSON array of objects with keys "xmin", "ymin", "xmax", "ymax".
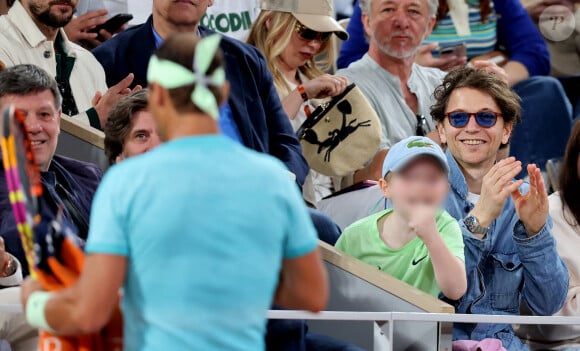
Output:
[
  {"xmin": 439, "ymin": 43, "xmax": 467, "ymax": 57},
  {"xmin": 89, "ymin": 13, "xmax": 133, "ymax": 39}
]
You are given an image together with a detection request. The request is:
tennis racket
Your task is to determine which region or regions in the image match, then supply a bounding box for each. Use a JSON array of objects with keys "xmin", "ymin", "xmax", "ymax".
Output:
[
  {"xmin": 1, "ymin": 105, "xmax": 123, "ymax": 351},
  {"xmin": 0, "ymin": 105, "xmax": 42, "ymax": 279}
]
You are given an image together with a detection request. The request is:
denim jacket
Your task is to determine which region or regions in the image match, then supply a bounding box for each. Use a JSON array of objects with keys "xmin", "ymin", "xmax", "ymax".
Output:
[{"xmin": 443, "ymin": 150, "xmax": 569, "ymax": 350}]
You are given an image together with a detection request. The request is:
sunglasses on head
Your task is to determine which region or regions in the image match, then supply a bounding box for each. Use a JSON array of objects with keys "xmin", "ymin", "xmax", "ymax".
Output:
[
  {"xmin": 446, "ymin": 111, "xmax": 501, "ymax": 128},
  {"xmin": 294, "ymin": 22, "xmax": 332, "ymax": 43}
]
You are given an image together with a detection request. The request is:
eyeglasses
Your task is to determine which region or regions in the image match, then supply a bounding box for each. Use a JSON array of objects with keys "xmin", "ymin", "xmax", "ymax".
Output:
[
  {"xmin": 446, "ymin": 111, "xmax": 501, "ymax": 128},
  {"xmin": 294, "ymin": 22, "xmax": 332, "ymax": 43},
  {"xmin": 416, "ymin": 114, "xmax": 428, "ymax": 136}
]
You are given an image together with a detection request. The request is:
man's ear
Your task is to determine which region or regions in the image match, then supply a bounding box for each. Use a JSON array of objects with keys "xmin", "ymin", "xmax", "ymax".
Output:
[
  {"xmin": 362, "ymin": 12, "xmax": 372, "ymax": 39},
  {"xmin": 501, "ymin": 122, "xmax": 513, "ymax": 145},
  {"xmin": 148, "ymin": 83, "xmax": 165, "ymax": 109},
  {"xmin": 437, "ymin": 121, "xmax": 447, "ymax": 144},
  {"xmin": 55, "ymin": 108, "xmax": 62, "ymax": 135},
  {"xmin": 424, "ymin": 16, "xmax": 437, "ymax": 39}
]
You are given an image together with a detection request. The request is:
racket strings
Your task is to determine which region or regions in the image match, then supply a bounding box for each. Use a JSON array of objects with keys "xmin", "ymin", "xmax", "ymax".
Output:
[{"xmin": 0, "ymin": 107, "xmax": 43, "ymax": 279}]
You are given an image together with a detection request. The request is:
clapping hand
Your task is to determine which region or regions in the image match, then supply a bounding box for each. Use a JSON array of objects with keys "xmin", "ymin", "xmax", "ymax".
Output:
[
  {"xmin": 470, "ymin": 157, "xmax": 524, "ymax": 229},
  {"xmin": 93, "ymin": 73, "xmax": 142, "ymax": 127},
  {"xmin": 511, "ymin": 164, "xmax": 549, "ymax": 236}
]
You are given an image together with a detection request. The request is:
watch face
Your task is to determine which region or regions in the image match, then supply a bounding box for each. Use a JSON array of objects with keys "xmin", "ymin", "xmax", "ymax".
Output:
[
  {"xmin": 464, "ymin": 216, "xmax": 478, "ymax": 231},
  {"xmin": 465, "ymin": 215, "xmax": 487, "ymax": 234}
]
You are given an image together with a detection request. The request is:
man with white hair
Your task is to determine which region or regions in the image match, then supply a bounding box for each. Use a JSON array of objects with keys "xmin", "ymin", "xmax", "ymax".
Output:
[
  {"xmin": 336, "ymin": 0, "xmax": 507, "ymax": 182},
  {"xmin": 336, "ymin": 0, "xmax": 442, "ymax": 181}
]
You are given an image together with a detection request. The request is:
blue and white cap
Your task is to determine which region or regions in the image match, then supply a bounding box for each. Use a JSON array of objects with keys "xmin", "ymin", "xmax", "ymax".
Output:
[{"xmin": 382, "ymin": 136, "xmax": 449, "ymax": 177}]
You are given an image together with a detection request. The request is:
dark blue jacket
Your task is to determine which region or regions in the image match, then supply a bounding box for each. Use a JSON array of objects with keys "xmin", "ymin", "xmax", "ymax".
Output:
[
  {"xmin": 338, "ymin": 0, "xmax": 550, "ymax": 75},
  {"xmin": 92, "ymin": 17, "xmax": 309, "ymax": 186},
  {"xmin": 0, "ymin": 155, "xmax": 102, "ymax": 276}
]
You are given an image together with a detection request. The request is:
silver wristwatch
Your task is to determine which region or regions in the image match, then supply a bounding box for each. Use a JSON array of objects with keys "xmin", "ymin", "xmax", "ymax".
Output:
[{"xmin": 463, "ymin": 215, "xmax": 489, "ymax": 235}]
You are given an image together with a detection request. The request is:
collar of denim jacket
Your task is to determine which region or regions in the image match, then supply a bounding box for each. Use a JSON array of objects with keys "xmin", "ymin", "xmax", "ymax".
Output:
[{"xmin": 445, "ymin": 148, "xmax": 469, "ymax": 202}]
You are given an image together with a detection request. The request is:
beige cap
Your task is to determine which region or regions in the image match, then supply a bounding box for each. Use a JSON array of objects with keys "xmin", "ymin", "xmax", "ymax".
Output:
[{"xmin": 260, "ymin": 0, "xmax": 349, "ymax": 40}]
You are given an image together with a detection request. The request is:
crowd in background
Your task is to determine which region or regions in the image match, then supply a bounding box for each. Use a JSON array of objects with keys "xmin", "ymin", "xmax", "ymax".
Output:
[{"xmin": 0, "ymin": 0, "xmax": 578, "ymax": 350}]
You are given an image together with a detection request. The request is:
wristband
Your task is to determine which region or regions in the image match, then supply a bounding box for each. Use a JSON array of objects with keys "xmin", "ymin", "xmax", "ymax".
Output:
[
  {"xmin": 297, "ymin": 85, "xmax": 309, "ymax": 102},
  {"xmin": 26, "ymin": 291, "xmax": 56, "ymax": 333}
]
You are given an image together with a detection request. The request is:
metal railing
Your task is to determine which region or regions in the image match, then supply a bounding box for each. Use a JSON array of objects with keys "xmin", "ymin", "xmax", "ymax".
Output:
[
  {"xmin": 3, "ymin": 304, "xmax": 578, "ymax": 350},
  {"xmin": 268, "ymin": 310, "xmax": 580, "ymax": 350}
]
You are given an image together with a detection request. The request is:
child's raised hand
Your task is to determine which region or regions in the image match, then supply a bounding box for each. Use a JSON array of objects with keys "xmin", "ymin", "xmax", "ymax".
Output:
[{"xmin": 408, "ymin": 205, "xmax": 439, "ymax": 243}]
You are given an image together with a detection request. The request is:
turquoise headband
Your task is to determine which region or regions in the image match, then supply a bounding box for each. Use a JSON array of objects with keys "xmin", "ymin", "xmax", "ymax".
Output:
[{"xmin": 146, "ymin": 34, "xmax": 225, "ymax": 119}]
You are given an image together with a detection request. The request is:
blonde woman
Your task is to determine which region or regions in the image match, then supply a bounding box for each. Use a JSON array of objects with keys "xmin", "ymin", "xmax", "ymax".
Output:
[{"xmin": 247, "ymin": 0, "xmax": 349, "ymax": 205}]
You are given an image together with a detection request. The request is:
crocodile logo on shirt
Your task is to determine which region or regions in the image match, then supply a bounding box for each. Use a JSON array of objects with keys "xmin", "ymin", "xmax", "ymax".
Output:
[{"xmin": 412, "ymin": 255, "xmax": 428, "ymax": 265}]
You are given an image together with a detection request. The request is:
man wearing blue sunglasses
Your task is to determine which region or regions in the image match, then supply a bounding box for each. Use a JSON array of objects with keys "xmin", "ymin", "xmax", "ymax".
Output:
[
  {"xmin": 445, "ymin": 111, "xmax": 500, "ymax": 129},
  {"xmin": 432, "ymin": 66, "xmax": 568, "ymax": 350}
]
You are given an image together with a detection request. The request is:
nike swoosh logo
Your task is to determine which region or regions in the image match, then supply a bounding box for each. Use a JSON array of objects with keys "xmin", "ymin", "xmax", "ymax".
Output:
[{"xmin": 412, "ymin": 255, "xmax": 428, "ymax": 265}]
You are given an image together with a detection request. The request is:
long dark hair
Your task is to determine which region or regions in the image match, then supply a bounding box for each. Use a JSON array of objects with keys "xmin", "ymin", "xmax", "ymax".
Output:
[
  {"xmin": 559, "ymin": 120, "xmax": 580, "ymax": 227},
  {"xmin": 436, "ymin": 0, "xmax": 492, "ymax": 23}
]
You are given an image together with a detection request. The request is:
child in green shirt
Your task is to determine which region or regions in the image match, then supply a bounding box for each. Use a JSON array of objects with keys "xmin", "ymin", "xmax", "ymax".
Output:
[{"xmin": 336, "ymin": 136, "xmax": 467, "ymax": 300}]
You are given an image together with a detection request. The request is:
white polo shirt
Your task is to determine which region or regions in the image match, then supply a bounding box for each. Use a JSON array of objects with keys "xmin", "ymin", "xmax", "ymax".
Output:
[{"xmin": 0, "ymin": 0, "xmax": 108, "ymax": 127}]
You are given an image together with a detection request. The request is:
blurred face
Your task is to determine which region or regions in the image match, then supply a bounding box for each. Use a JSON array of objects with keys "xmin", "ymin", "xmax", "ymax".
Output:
[
  {"xmin": 279, "ymin": 23, "xmax": 329, "ymax": 71},
  {"xmin": 116, "ymin": 110, "xmax": 161, "ymax": 163},
  {"xmin": 381, "ymin": 156, "xmax": 449, "ymax": 216},
  {"xmin": 24, "ymin": 0, "xmax": 78, "ymax": 28},
  {"xmin": 437, "ymin": 87, "xmax": 512, "ymax": 168},
  {"xmin": 0, "ymin": 90, "xmax": 61, "ymax": 172},
  {"xmin": 363, "ymin": 0, "xmax": 435, "ymax": 59},
  {"xmin": 153, "ymin": 0, "xmax": 213, "ymax": 28}
]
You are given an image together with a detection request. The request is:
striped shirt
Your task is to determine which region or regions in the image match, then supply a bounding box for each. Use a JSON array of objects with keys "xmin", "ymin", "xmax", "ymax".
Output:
[{"xmin": 425, "ymin": 0, "xmax": 498, "ymax": 58}]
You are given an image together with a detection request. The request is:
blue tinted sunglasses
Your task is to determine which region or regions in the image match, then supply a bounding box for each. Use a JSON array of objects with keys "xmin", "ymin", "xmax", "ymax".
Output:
[{"xmin": 446, "ymin": 111, "xmax": 500, "ymax": 128}]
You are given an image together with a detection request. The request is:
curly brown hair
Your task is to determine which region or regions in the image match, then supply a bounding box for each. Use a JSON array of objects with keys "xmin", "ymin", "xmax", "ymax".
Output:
[
  {"xmin": 436, "ymin": 0, "xmax": 492, "ymax": 23},
  {"xmin": 104, "ymin": 89, "xmax": 149, "ymax": 165},
  {"xmin": 430, "ymin": 66, "xmax": 521, "ymax": 126}
]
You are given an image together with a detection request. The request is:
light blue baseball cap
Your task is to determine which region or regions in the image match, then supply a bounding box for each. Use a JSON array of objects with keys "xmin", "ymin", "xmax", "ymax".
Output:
[{"xmin": 382, "ymin": 136, "xmax": 449, "ymax": 177}]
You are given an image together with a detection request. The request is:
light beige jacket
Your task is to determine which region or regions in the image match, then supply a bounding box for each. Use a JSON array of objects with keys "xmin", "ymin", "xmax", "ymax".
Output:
[
  {"xmin": 0, "ymin": 1, "xmax": 108, "ymax": 126},
  {"xmin": 518, "ymin": 192, "xmax": 580, "ymax": 349}
]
